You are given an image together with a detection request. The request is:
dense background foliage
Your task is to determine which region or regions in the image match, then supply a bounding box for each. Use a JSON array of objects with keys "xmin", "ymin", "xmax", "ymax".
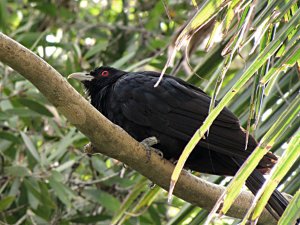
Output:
[{"xmin": 0, "ymin": 0, "xmax": 299, "ymax": 224}]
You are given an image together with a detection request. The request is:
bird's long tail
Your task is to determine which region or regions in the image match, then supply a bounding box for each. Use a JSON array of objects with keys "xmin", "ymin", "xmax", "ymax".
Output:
[
  {"xmin": 246, "ymin": 170, "xmax": 300, "ymax": 225},
  {"xmin": 233, "ymin": 158, "xmax": 290, "ymax": 221},
  {"xmin": 246, "ymin": 169, "xmax": 288, "ymax": 219}
]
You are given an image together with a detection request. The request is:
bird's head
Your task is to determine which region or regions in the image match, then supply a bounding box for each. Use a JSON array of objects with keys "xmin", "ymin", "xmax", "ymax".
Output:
[{"xmin": 68, "ymin": 66, "xmax": 125, "ymax": 94}]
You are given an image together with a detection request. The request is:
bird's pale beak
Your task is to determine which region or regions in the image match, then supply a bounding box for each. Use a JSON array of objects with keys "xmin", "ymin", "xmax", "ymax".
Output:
[{"xmin": 67, "ymin": 72, "xmax": 94, "ymax": 81}]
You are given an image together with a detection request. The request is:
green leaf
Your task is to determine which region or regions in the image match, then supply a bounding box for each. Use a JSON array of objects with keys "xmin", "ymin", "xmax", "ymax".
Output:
[
  {"xmin": 175, "ymin": 0, "xmax": 229, "ymax": 49},
  {"xmin": 16, "ymin": 32, "xmax": 42, "ymax": 47},
  {"xmin": 0, "ymin": 111, "xmax": 9, "ymax": 120},
  {"xmin": 84, "ymin": 41, "xmax": 108, "ymax": 59},
  {"xmin": 118, "ymin": 186, "xmax": 162, "ymax": 225},
  {"xmin": 38, "ymin": 181, "xmax": 56, "ymax": 209},
  {"xmin": 35, "ymin": 3, "xmax": 57, "ymax": 16},
  {"xmin": 111, "ymin": 177, "xmax": 147, "ymax": 224},
  {"xmin": 70, "ymin": 214, "xmax": 111, "ymax": 223},
  {"xmin": 0, "ymin": 0, "xmax": 8, "ymax": 32},
  {"xmin": 218, "ymin": 94, "xmax": 300, "ymax": 218},
  {"xmin": 170, "ymin": 7, "xmax": 300, "ymax": 204},
  {"xmin": 0, "ymin": 131, "xmax": 20, "ymax": 143},
  {"xmin": 111, "ymin": 51, "xmax": 136, "ymax": 68},
  {"xmin": 18, "ymin": 98, "xmax": 53, "ymax": 117},
  {"xmin": 55, "ymin": 159, "xmax": 76, "ymax": 172},
  {"xmin": 5, "ymin": 166, "xmax": 30, "ymax": 177},
  {"xmin": 278, "ymin": 188, "xmax": 300, "ymax": 225},
  {"xmin": 0, "ymin": 195, "xmax": 15, "ymax": 212},
  {"xmin": 83, "ymin": 188, "xmax": 120, "ymax": 213},
  {"xmin": 48, "ymin": 172, "xmax": 75, "ymax": 207},
  {"xmin": 48, "ymin": 128, "xmax": 79, "ymax": 161},
  {"xmin": 260, "ymin": 34, "xmax": 300, "ymax": 86},
  {"xmin": 4, "ymin": 108, "xmax": 40, "ymax": 117},
  {"xmin": 248, "ymin": 131, "xmax": 300, "ymax": 223},
  {"xmin": 20, "ymin": 132, "xmax": 40, "ymax": 162},
  {"xmin": 24, "ymin": 178, "xmax": 43, "ymax": 208}
]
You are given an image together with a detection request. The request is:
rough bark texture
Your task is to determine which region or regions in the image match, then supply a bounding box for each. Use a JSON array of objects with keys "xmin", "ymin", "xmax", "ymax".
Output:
[{"xmin": 0, "ymin": 32, "xmax": 277, "ymax": 224}]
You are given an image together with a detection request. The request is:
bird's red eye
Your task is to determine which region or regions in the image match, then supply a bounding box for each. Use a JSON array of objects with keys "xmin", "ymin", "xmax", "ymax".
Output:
[{"xmin": 101, "ymin": 70, "xmax": 109, "ymax": 77}]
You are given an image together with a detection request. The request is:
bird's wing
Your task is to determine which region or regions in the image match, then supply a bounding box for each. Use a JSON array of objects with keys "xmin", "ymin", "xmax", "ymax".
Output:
[{"xmin": 113, "ymin": 72, "xmax": 257, "ymax": 159}]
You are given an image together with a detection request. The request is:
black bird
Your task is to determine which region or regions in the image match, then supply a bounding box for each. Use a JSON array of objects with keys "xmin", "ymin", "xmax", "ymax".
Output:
[{"xmin": 69, "ymin": 66, "xmax": 289, "ymax": 220}]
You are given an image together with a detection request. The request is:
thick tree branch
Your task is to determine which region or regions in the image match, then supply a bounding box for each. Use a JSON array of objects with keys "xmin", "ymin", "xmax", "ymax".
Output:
[{"xmin": 0, "ymin": 32, "xmax": 276, "ymax": 224}]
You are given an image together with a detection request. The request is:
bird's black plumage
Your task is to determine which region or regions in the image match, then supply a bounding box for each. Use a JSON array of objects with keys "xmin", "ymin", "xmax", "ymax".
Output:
[{"xmin": 72, "ymin": 66, "xmax": 289, "ymax": 220}]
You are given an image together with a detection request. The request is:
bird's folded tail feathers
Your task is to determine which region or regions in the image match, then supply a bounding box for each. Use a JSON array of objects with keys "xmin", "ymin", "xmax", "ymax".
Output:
[
  {"xmin": 233, "ymin": 158, "xmax": 288, "ymax": 221},
  {"xmin": 246, "ymin": 169, "xmax": 288, "ymax": 219}
]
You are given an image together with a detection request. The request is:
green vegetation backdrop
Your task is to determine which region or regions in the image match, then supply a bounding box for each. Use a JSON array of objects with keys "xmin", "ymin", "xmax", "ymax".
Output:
[{"xmin": 0, "ymin": 1, "xmax": 299, "ymax": 225}]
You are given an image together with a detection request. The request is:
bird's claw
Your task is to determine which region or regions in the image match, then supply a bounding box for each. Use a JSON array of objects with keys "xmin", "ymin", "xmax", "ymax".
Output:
[
  {"xmin": 140, "ymin": 137, "xmax": 160, "ymax": 162},
  {"xmin": 153, "ymin": 149, "xmax": 164, "ymax": 159},
  {"xmin": 84, "ymin": 143, "xmax": 96, "ymax": 155},
  {"xmin": 169, "ymin": 158, "xmax": 178, "ymax": 165},
  {"xmin": 148, "ymin": 182, "xmax": 156, "ymax": 189},
  {"xmin": 141, "ymin": 137, "xmax": 159, "ymax": 147}
]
